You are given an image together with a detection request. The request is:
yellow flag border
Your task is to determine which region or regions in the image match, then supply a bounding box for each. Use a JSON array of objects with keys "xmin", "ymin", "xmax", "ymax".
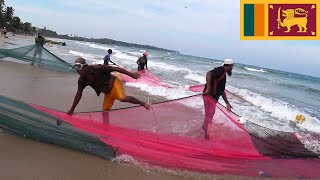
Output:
[{"xmin": 240, "ymin": 0, "xmax": 320, "ymax": 40}]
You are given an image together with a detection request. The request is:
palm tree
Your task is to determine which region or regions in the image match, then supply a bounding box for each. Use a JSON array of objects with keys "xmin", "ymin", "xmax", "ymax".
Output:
[
  {"xmin": 0, "ymin": 0, "xmax": 5, "ymax": 13},
  {"xmin": 12, "ymin": 16, "xmax": 20, "ymax": 30},
  {"xmin": 23, "ymin": 22, "xmax": 31, "ymax": 32},
  {"xmin": 4, "ymin": 6, "xmax": 14, "ymax": 22},
  {"xmin": 31, "ymin": 26, "xmax": 36, "ymax": 33},
  {"xmin": 0, "ymin": 0, "xmax": 5, "ymax": 25}
]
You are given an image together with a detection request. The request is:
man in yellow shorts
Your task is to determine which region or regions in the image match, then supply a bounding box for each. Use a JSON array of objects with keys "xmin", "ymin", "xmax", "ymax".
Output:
[{"xmin": 67, "ymin": 58, "xmax": 150, "ymax": 115}]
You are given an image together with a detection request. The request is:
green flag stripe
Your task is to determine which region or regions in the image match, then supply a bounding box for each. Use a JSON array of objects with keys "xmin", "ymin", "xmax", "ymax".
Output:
[{"xmin": 244, "ymin": 4, "xmax": 254, "ymax": 36}]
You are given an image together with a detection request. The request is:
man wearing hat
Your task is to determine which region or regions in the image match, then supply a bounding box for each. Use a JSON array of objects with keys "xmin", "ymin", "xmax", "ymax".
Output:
[
  {"xmin": 67, "ymin": 58, "xmax": 151, "ymax": 115},
  {"xmin": 202, "ymin": 59, "xmax": 234, "ymax": 138},
  {"xmin": 136, "ymin": 52, "xmax": 149, "ymax": 71},
  {"xmin": 2, "ymin": 27, "xmax": 7, "ymax": 38},
  {"xmin": 31, "ymin": 32, "xmax": 48, "ymax": 65}
]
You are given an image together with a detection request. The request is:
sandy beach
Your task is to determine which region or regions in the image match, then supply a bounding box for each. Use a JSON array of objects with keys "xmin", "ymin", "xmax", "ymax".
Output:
[{"xmin": 0, "ymin": 35, "xmax": 310, "ymax": 180}]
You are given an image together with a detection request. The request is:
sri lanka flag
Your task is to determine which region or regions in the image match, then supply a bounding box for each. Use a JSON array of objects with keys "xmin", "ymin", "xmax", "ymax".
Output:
[{"xmin": 240, "ymin": 0, "xmax": 318, "ymax": 40}]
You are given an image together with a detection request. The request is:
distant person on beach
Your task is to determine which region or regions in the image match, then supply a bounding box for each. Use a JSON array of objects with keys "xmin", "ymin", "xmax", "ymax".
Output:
[
  {"xmin": 2, "ymin": 27, "xmax": 7, "ymax": 38},
  {"xmin": 31, "ymin": 32, "xmax": 47, "ymax": 65},
  {"xmin": 103, "ymin": 49, "xmax": 116, "ymax": 65},
  {"xmin": 202, "ymin": 58, "xmax": 234, "ymax": 138},
  {"xmin": 136, "ymin": 52, "xmax": 148, "ymax": 71},
  {"xmin": 67, "ymin": 58, "xmax": 150, "ymax": 115}
]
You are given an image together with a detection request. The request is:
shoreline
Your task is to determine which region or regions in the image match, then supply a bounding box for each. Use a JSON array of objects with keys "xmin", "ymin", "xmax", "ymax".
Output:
[{"xmin": 0, "ymin": 35, "xmax": 309, "ymax": 180}]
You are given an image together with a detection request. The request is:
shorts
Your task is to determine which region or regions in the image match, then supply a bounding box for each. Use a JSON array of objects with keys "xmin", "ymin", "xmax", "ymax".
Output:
[
  {"xmin": 102, "ymin": 78, "xmax": 126, "ymax": 111},
  {"xmin": 33, "ymin": 46, "xmax": 43, "ymax": 57}
]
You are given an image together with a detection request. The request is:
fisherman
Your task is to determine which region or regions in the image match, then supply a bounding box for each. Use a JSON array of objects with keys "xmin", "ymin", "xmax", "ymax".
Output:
[
  {"xmin": 67, "ymin": 58, "xmax": 150, "ymax": 115},
  {"xmin": 202, "ymin": 59, "xmax": 234, "ymax": 138},
  {"xmin": 136, "ymin": 52, "xmax": 148, "ymax": 71},
  {"xmin": 2, "ymin": 27, "xmax": 7, "ymax": 38},
  {"xmin": 31, "ymin": 32, "xmax": 48, "ymax": 65},
  {"xmin": 103, "ymin": 49, "xmax": 116, "ymax": 65}
]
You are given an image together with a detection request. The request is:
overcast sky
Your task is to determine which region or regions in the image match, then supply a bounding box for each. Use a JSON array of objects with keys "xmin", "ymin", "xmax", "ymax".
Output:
[{"xmin": 7, "ymin": 0, "xmax": 320, "ymax": 77}]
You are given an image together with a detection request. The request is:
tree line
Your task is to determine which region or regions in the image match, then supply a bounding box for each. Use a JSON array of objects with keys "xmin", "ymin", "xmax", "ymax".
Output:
[
  {"xmin": 0, "ymin": 0, "xmax": 37, "ymax": 34},
  {"xmin": 0, "ymin": 0, "xmax": 179, "ymax": 53},
  {"xmin": 38, "ymin": 28, "xmax": 179, "ymax": 53}
]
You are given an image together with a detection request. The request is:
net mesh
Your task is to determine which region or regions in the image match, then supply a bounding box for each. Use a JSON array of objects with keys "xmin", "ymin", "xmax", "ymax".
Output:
[
  {"xmin": 1, "ymin": 69, "xmax": 320, "ymax": 178},
  {"xmin": 0, "ymin": 95, "xmax": 115, "ymax": 159},
  {"xmin": 119, "ymin": 70, "xmax": 175, "ymax": 88},
  {"xmin": 119, "ymin": 70, "xmax": 209, "ymax": 92},
  {"xmin": 245, "ymin": 121, "xmax": 320, "ymax": 158},
  {"xmin": 0, "ymin": 44, "xmax": 73, "ymax": 72},
  {"xmin": 29, "ymin": 95, "xmax": 320, "ymax": 178}
]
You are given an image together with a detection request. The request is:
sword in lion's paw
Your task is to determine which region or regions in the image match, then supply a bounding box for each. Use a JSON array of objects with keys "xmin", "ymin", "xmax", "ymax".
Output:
[{"xmin": 277, "ymin": 7, "xmax": 281, "ymax": 29}]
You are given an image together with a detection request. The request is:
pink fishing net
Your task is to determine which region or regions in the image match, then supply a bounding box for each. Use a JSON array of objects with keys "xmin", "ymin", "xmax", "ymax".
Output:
[
  {"xmin": 119, "ymin": 70, "xmax": 172, "ymax": 88},
  {"xmin": 119, "ymin": 70, "xmax": 208, "ymax": 93},
  {"xmin": 189, "ymin": 84, "xmax": 204, "ymax": 92},
  {"xmin": 31, "ymin": 94, "xmax": 320, "ymax": 178}
]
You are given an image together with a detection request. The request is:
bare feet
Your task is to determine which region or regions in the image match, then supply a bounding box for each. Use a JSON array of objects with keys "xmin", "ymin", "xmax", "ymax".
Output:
[
  {"xmin": 204, "ymin": 133, "xmax": 210, "ymax": 140},
  {"xmin": 202, "ymin": 124, "xmax": 207, "ymax": 132},
  {"xmin": 202, "ymin": 124, "xmax": 210, "ymax": 139},
  {"xmin": 143, "ymin": 102, "xmax": 151, "ymax": 111}
]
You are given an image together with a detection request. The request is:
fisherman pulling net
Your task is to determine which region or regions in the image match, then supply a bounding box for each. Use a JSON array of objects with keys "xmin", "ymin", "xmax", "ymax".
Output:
[
  {"xmin": 0, "ymin": 44, "xmax": 73, "ymax": 72},
  {"xmin": 0, "ymin": 93, "xmax": 319, "ymax": 178}
]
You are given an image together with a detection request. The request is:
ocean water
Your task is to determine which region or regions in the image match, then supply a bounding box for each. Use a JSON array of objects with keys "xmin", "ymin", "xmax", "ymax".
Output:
[{"xmin": 41, "ymin": 38, "xmax": 320, "ymax": 134}]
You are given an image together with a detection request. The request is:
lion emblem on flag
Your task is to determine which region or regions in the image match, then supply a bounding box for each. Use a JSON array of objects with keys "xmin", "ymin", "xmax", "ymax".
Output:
[{"xmin": 277, "ymin": 8, "xmax": 308, "ymax": 33}]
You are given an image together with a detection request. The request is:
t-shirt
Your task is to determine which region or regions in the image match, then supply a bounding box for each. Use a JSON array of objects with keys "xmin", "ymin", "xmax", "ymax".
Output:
[
  {"xmin": 35, "ymin": 36, "xmax": 45, "ymax": 46},
  {"xmin": 103, "ymin": 54, "xmax": 111, "ymax": 65},
  {"xmin": 78, "ymin": 65, "xmax": 115, "ymax": 96},
  {"xmin": 137, "ymin": 56, "xmax": 147, "ymax": 70}
]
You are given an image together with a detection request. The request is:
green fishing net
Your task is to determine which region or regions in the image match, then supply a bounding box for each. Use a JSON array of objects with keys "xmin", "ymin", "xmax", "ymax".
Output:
[{"xmin": 0, "ymin": 44, "xmax": 73, "ymax": 72}]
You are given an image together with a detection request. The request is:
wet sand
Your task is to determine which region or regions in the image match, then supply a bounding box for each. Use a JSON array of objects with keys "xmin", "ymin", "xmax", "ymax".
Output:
[{"xmin": 0, "ymin": 35, "xmax": 307, "ymax": 180}]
